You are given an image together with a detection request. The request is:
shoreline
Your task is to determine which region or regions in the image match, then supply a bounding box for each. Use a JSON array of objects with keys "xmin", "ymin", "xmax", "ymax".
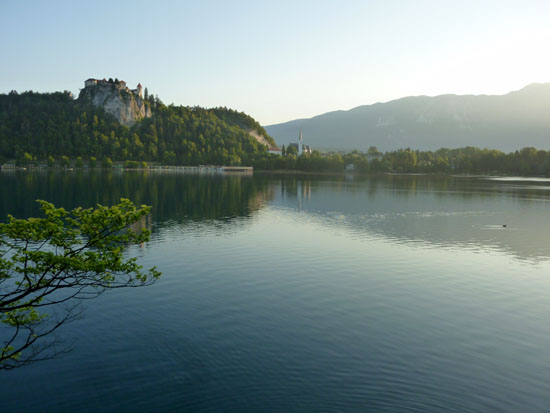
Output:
[
  {"xmin": 3, "ymin": 166, "xmax": 550, "ymax": 180},
  {"xmin": 253, "ymin": 169, "xmax": 550, "ymax": 179}
]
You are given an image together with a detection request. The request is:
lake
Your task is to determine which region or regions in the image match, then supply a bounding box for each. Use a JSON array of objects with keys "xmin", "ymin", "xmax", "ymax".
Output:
[{"xmin": 2, "ymin": 170, "xmax": 550, "ymax": 412}]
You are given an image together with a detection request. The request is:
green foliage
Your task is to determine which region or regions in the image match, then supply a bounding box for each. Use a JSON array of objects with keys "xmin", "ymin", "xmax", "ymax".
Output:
[
  {"xmin": 286, "ymin": 145, "xmax": 298, "ymax": 156},
  {"xmin": 23, "ymin": 153, "xmax": 33, "ymax": 165},
  {"xmin": 210, "ymin": 107, "xmax": 276, "ymax": 147},
  {"xmin": 253, "ymin": 146, "xmax": 550, "ymax": 176},
  {"xmin": 124, "ymin": 160, "xmax": 140, "ymax": 169},
  {"xmin": 0, "ymin": 92, "xmax": 271, "ymax": 167},
  {"xmin": 0, "ymin": 199, "xmax": 160, "ymax": 370},
  {"xmin": 5, "ymin": 91, "xmax": 550, "ymax": 176},
  {"xmin": 16, "ymin": 152, "xmax": 33, "ymax": 166},
  {"xmin": 47, "ymin": 156, "xmax": 55, "ymax": 168},
  {"xmin": 60, "ymin": 155, "xmax": 69, "ymax": 167},
  {"xmin": 102, "ymin": 157, "xmax": 113, "ymax": 168},
  {"xmin": 75, "ymin": 156, "xmax": 83, "ymax": 168}
]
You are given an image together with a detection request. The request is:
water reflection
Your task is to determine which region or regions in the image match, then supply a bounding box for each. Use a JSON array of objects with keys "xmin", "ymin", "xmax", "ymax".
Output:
[
  {"xmin": 0, "ymin": 170, "xmax": 274, "ymax": 235},
  {"xmin": 3, "ymin": 171, "xmax": 550, "ymax": 411},
  {"xmin": 268, "ymin": 173, "xmax": 550, "ymax": 262},
  {"xmin": 2, "ymin": 171, "xmax": 550, "ymax": 261}
]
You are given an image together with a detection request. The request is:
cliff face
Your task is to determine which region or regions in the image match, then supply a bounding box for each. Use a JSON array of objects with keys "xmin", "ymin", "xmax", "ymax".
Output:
[
  {"xmin": 78, "ymin": 82, "xmax": 151, "ymax": 126},
  {"xmin": 247, "ymin": 130, "xmax": 272, "ymax": 147}
]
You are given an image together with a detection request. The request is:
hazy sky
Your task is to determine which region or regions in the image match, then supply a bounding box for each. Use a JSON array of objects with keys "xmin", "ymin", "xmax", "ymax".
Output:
[{"xmin": 2, "ymin": 0, "xmax": 550, "ymax": 125}]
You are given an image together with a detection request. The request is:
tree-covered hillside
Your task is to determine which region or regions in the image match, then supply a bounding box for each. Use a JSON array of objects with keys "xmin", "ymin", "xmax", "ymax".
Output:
[
  {"xmin": 0, "ymin": 90, "xmax": 273, "ymax": 165},
  {"xmin": 211, "ymin": 107, "xmax": 275, "ymax": 147}
]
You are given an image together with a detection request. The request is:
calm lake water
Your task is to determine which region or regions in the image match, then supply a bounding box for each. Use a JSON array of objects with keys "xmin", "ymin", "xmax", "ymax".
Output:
[{"xmin": 2, "ymin": 170, "xmax": 550, "ymax": 412}]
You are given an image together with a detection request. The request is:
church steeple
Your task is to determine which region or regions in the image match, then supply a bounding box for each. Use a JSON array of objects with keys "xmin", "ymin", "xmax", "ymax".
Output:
[{"xmin": 298, "ymin": 129, "xmax": 303, "ymax": 156}]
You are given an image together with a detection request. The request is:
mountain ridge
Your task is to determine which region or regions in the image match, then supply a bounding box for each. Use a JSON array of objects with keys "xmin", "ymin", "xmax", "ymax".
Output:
[{"xmin": 265, "ymin": 83, "xmax": 550, "ymax": 152}]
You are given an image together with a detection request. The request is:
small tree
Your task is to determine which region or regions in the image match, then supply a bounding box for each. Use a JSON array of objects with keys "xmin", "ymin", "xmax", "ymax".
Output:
[
  {"xmin": 89, "ymin": 157, "xmax": 97, "ymax": 168},
  {"xmin": 21, "ymin": 152, "xmax": 33, "ymax": 166},
  {"xmin": 124, "ymin": 160, "xmax": 139, "ymax": 169},
  {"xmin": 102, "ymin": 157, "xmax": 113, "ymax": 168},
  {"xmin": 163, "ymin": 151, "xmax": 176, "ymax": 165},
  {"xmin": 0, "ymin": 199, "xmax": 160, "ymax": 370},
  {"xmin": 286, "ymin": 145, "xmax": 298, "ymax": 156},
  {"xmin": 60, "ymin": 155, "xmax": 70, "ymax": 168},
  {"xmin": 47, "ymin": 156, "xmax": 55, "ymax": 168},
  {"xmin": 368, "ymin": 146, "xmax": 382, "ymax": 157},
  {"xmin": 75, "ymin": 157, "xmax": 83, "ymax": 168},
  {"xmin": 140, "ymin": 161, "xmax": 148, "ymax": 169}
]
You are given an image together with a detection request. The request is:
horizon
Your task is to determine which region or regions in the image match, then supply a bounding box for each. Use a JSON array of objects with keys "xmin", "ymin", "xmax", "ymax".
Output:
[
  {"xmin": 2, "ymin": 1, "xmax": 550, "ymax": 125},
  {"xmin": 264, "ymin": 81, "xmax": 550, "ymax": 125},
  {"xmin": 5, "ymin": 79, "xmax": 548, "ymax": 127}
]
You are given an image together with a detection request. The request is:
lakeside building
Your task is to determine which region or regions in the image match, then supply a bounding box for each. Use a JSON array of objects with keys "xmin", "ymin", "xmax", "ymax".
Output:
[{"xmin": 289, "ymin": 129, "xmax": 312, "ymax": 155}]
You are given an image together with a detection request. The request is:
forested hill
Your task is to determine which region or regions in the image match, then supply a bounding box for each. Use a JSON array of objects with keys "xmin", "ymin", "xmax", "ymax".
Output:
[{"xmin": 0, "ymin": 90, "xmax": 276, "ymax": 165}]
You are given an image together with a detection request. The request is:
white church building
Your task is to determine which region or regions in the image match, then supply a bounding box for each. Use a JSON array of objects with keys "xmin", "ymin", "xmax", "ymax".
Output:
[{"xmin": 288, "ymin": 129, "xmax": 312, "ymax": 155}]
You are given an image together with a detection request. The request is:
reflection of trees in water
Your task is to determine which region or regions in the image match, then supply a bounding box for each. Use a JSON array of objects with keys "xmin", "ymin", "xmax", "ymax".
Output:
[
  {"xmin": 268, "ymin": 173, "xmax": 550, "ymax": 262},
  {"xmin": 271, "ymin": 174, "xmax": 454, "ymax": 199},
  {"xmin": 4, "ymin": 171, "xmax": 550, "ymax": 261},
  {"xmin": 277, "ymin": 177, "xmax": 315, "ymax": 201},
  {"xmin": 262, "ymin": 172, "xmax": 550, "ymax": 206},
  {"xmin": 0, "ymin": 171, "xmax": 274, "ymax": 233},
  {"xmin": 347, "ymin": 173, "xmax": 550, "ymax": 201}
]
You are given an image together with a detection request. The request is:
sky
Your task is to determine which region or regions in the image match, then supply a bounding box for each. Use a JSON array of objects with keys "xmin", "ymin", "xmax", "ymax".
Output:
[{"xmin": 2, "ymin": 0, "xmax": 550, "ymax": 125}]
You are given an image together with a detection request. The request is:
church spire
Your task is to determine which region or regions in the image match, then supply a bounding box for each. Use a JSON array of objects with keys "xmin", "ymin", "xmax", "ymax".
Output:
[{"xmin": 298, "ymin": 129, "xmax": 303, "ymax": 156}]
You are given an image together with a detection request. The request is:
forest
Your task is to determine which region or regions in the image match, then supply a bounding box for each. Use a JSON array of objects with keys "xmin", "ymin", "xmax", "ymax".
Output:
[
  {"xmin": 2, "ymin": 91, "xmax": 550, "ymax": 176},
  {"xmin": 0, "ymin": 91, "xmax": 274, "ymax": 166},
  {"xmin": 253, "ymin": 146, "xmax": 550, "ymax": 176}
]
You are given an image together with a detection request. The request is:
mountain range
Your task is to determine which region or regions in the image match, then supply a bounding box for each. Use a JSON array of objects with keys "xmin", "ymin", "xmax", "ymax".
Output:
[{"xmin": 264, "ymin": 84, "xmax": 550, "ymax": 152}]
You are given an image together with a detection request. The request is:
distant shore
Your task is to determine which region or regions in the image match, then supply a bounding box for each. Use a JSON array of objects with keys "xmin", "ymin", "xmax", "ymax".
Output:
[{"xmin": 3, "ymin": 164, "xmax": 550, "ymax": 180}]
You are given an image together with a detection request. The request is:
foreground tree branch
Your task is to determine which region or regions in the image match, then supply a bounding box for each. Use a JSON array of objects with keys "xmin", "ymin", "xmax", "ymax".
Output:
[{"xmin": 0, "ymin": 199, "xmax": 161, "ymax": 370}]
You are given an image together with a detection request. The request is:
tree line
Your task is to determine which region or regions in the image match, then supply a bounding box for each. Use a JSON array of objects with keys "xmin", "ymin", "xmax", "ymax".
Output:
[
  {"xmin": 0, "ymin": 91, "xmax": 273, "ymax": 166},
  {"xmin": 3, "ymin": 91, "xmax": 550, "ymax": 176},
  {"xmin": 252, "ymin": 146, "xmax": 550, "ymax": 176}
]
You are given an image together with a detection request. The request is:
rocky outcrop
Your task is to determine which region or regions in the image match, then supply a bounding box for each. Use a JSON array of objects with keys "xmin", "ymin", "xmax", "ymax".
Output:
[
  {"xmin": 247, "ymin": 129, "xmax": 272, "ymax": 147},
  {"xmin": 78, "ymin": 80, "xmax": 151, "ymax": 126}
]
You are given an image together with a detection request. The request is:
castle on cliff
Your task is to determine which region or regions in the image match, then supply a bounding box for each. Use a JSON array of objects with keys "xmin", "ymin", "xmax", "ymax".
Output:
[
  {"xmin": 79, "ymin": 77, "xmax": 150, "ymax": 126},
  {"xmin": 84, "ymin": 78, "xmax": 143, "ymax": 98}
]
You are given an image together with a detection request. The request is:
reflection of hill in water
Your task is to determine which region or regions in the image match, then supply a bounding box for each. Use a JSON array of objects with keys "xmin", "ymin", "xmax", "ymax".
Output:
[
  {"xmin": 3, "ymin": 171, "xmax": 550, "ymax": 261},
  {"xmin": 0, "ymin": 171, "xmax": 274, "ymax": 235},
  {"xmin": 270, "ymin": 174, "xmax": 550, "ymax": 262}
]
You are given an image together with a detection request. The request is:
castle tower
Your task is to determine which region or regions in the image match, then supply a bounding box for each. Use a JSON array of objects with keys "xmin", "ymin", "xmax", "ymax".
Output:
[
  {"xmin": 136, "ymin": 83, "xmax": 143, "ymax": 98},
  {"xmin": 84, "ymin": 78, "xmax": 97, "ymax": 88},
  {"xmin": 298, "ymin": 129, "xmax": 303, "ymax": 156}
]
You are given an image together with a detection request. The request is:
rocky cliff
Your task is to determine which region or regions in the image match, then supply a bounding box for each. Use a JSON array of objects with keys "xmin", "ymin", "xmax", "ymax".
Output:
[
  {"xmin": 78, "ymin": 80, "xmax": 151, "ymax": 126},
  {"xmin": 247, "ymin": 129, "xmax": 273, "ymax": 147}
]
